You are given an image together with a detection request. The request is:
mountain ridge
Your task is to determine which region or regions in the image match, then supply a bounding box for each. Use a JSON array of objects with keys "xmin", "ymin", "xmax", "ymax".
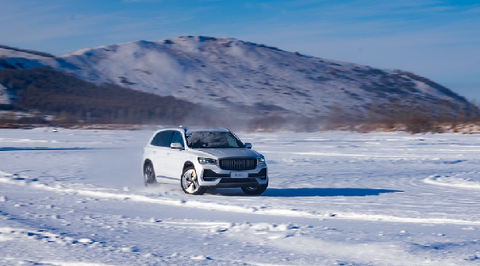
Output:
[
  {"xmin": 0, "ymin": 45, "xmax": 54, "ymax": 59},
  {"xmin": 0, "ymin": 36, "xmax": 472, "ymax": 121}
]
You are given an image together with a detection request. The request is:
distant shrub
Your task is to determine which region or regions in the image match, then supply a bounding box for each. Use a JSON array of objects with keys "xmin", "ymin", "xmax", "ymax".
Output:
[
  {"xmin": 405, "ymin": 117, "xmax": 434, "ymax": 134},
  {"xmin": 0, "ymin": 104, "xmax": 15, "ymax": 110},
  {"xmin": 17, "ymin": 116, "xmax": 48, "ymax": 124}
]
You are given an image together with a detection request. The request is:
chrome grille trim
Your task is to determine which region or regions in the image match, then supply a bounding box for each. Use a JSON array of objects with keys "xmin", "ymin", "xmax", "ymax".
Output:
[{"xmin": 219, "ymin": 158, "xmax": 257, "ymax": 170}]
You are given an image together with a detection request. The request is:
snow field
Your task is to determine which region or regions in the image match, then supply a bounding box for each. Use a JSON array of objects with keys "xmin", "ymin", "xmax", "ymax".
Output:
[{"xmin": 1, "ymin": 128, "xmax": 480, "ymax": 265}]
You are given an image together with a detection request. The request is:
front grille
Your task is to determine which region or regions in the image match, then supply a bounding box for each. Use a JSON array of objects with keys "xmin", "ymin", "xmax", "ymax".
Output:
[{"xmin": 219, "ymin": 158, "xmax": 257, "ymax": 170}]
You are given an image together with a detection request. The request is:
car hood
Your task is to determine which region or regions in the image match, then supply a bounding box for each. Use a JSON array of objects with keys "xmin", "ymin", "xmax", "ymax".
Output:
[{"xmin": 189, "ymin": 148, "xmax": 260, "ymax": 159}]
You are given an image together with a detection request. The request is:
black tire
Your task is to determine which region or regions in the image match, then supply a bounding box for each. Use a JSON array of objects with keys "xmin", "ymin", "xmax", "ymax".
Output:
[
  {"xmin": 241, "ymin": 183, "xmax": 268, "ymax": 195},
  {"xmin": 143, "ymin": 161, "xmax": 157, "ymax": 186},
  {"xmin": 181, "ymin": 166, "xmax": 206, "ymax": 195}
]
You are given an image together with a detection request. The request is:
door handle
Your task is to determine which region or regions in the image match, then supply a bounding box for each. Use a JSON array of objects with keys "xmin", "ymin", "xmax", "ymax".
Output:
[
  {"xmin": 167, "ymin": 153, "xmax": 171, "ymax": 156},
  {"xmin": 153, "ymin": 151, "xmax": 156, "ymax": 154}
]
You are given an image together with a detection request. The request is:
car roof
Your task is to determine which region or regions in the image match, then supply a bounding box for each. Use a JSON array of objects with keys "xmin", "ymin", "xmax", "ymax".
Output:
[
  {"xmin": 154, "ymin": 126, "xmax": 230, "ymax": 134},
  {"xmin": 185, "ymin": 126, "xmax": 230, "ymax": 134}
]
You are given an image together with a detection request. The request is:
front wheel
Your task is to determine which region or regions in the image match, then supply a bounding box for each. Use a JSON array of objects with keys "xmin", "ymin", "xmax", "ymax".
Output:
[
  {"xmin": 241, "ymin": 183, "xmax": 268, "ymax": 195},
  {"xmin": 143, "ymin": 161, "xmax": 157, "ymax": 186},
  {"xmin": 181, "ymin": 166, "xmax": 206, "ymax": 195}
]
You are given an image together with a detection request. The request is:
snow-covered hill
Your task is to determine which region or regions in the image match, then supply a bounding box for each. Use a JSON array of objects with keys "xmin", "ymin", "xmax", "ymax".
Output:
[{"xmin": 0, "ymin": 36, "xmax": 470, "ymax": 118}]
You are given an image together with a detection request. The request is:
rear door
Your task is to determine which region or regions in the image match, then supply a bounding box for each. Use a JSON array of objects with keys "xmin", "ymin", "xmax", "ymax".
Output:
[{"xmin": 149, "ymin": 130, "xmax": 174, "ymax": 179}]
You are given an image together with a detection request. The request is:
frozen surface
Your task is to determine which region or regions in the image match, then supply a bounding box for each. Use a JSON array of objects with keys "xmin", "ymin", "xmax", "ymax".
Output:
[{"xmin": 1, "ymin": 128, "xmax": 480, "ymax": 265}]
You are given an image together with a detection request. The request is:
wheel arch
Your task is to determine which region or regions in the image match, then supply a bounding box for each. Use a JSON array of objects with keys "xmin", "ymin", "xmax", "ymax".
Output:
[
  {"xmin": 183, "ymin": 161, "xmax": 195, "ymax": 172},
  {"xmin": 144, "ymin": 159, "xmax": 153, "ymax": 167}
]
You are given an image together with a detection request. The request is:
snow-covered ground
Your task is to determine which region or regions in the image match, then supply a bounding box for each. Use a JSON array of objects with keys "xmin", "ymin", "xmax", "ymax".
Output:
[{"xmin": 1, "ymin": 128, "xmax": 479, "ymax": 265}]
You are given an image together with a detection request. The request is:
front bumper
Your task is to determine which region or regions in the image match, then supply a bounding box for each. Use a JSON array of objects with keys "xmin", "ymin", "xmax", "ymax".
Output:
[{"xmin": 198, "ymin": 166, "xmax": 268, "ymax": 188}]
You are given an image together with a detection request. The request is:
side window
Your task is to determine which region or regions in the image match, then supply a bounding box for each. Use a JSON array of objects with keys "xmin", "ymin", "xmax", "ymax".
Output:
[
  {"xmin": 151, "ymin": 131, "xmax": 174, "ymax": 147},
  {"xmin": 226, "ymin": 134, "xmax": 240, "ymax": 147},
  {"xmin": 158, "ymin": 131, "xmax": 174, "ymax": 147},
  {"xmin": 150, "ymin": 133, "xmax": 161, "ymax": 146},
  {"xmin": 171, "ymin": 131, "xmax": 185, "ymax": 147}
]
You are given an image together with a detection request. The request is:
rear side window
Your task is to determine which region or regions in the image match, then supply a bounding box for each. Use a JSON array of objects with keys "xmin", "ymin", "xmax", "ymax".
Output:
[
  {"xmin": 150, "ymin": 133, "xmax": 161, "ymax": 146},
  {"xmin": 151, "ymin": 131, "xmax": 174, "ymax": 147}
]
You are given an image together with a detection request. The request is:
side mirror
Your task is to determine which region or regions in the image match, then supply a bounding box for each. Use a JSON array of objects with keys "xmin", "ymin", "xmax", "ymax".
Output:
[
  {"xmin": 170, "ymin": 142, "xmax": 184, "ymax": 149},
  {"xmin": 245, "ymin": 143, "xmax": 252, "ymax": 149}
]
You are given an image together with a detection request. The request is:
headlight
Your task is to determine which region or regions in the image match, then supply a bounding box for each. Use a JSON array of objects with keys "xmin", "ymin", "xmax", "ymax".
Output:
[
  {"xmin": 198, "ymin": 157, "xmax": 217, "ymax": 165},
  {"xmin": 258, "ymin": 155, "xmax": 266, "ymax": 165}
]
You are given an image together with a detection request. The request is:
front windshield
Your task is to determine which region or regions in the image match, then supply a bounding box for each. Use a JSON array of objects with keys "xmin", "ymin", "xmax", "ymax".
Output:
[{"xmin": 187, "ymin": 131, "xmax": 244, "ymax": 148}]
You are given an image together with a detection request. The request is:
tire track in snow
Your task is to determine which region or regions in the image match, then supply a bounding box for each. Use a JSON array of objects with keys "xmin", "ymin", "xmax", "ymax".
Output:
[
  {"xmin": 424, "ymin": 173, "xmax": 480, "ymax": 190},
  {"xmin": 1, "ymin": 257, "xmax": 115, "ymax": 266},
  {"xmin": 2, "ymin": 171, "xmax": 480, "ymax": 226}
]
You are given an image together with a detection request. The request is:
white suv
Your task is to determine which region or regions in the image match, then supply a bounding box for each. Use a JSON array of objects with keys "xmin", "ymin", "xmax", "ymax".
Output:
[{"xmin": 142, "ymin": 127, "xmax": 268, "ymax": 195}]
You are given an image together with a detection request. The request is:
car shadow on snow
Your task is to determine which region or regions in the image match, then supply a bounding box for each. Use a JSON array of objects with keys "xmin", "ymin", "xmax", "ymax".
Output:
[{"xmin": 262, "ymin": 188, "xmax": 403, "ymax": 197}]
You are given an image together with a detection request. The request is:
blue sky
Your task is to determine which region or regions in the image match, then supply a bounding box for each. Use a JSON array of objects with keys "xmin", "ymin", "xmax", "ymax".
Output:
[{"xmin": 1, "ymin": 0, "xmax": 479, "ymax": 100}]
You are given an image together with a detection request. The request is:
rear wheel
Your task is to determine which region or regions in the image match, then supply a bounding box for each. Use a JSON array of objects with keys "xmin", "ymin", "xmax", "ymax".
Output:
[
  {"xmin": 143, "ymin": 161, "xmax": 157, "ymax": 186},
  {"xmin": 241, "ymin": 183, "xmax": 268, "ymax": 195},
  {"xmin": 181, "ymin": 166, "xmax": 206, "ymax": 195}
]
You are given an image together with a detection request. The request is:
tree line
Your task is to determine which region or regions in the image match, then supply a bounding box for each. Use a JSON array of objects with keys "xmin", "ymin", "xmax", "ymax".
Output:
[
  {"xmin": 0, "ymin": 66, "xmax": 478, "ymax": 134},
  {"xmin": 0, "ymin": 67, "xmax": 206, "ymax": 124}
]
